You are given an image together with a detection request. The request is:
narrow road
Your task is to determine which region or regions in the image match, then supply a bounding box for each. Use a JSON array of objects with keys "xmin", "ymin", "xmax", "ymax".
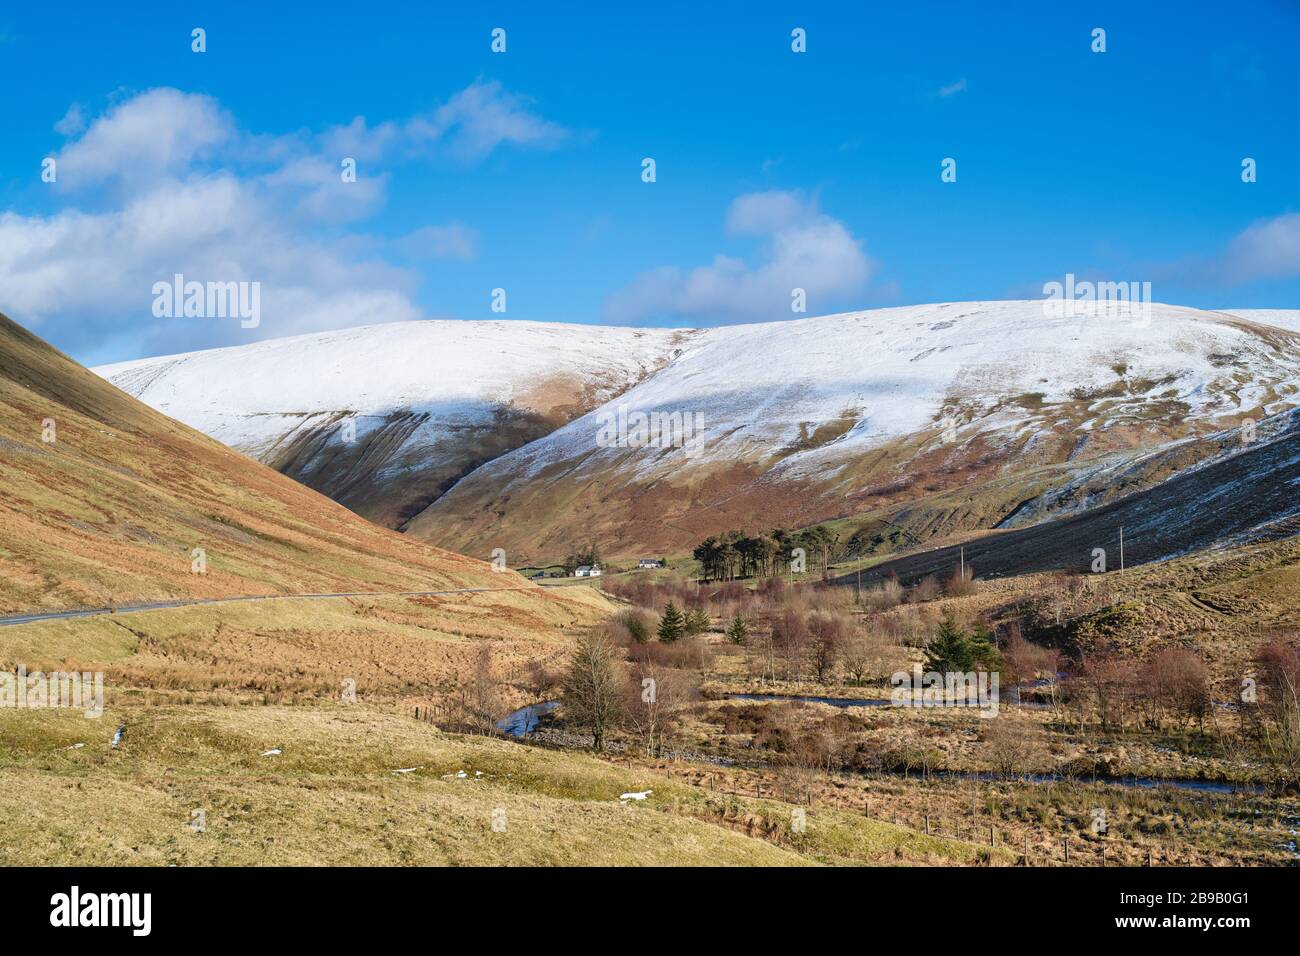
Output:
[{"xmin": 0, "ymin": 585, "xmax": 559, "ymax": 628}]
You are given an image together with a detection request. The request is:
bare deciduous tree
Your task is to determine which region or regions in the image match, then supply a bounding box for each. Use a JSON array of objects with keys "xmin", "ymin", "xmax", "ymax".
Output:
[
  {"xmin": 1254, "ymin": 638, "xmax": 1300, "ymax": 787},
  {"xmin": 623, "ymin": 658, "xmax": 691, "ymax": 757},
  {"xmin": 562, "ymin": 631, "xmax": 625, "ymax": 751},
  {"xmin": 982, "ymin": 715, "xmax": 1045, "ymax": 780}
]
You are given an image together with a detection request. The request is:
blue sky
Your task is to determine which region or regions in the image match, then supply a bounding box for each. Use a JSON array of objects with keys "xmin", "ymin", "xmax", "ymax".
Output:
[{"xmin": 1, "ymin": 1, "xmax": 1298, "ymax": 365}]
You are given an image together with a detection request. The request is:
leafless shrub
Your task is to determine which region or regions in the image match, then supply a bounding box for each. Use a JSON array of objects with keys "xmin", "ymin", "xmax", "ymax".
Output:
[
  {"xmin": 1141, "ymin": 647, "xmax": 1212, "ymax": 731},
  {"xmin": 982, "ymin": 715, "xmax": 1046, "ymax": 780},
  {"xmin": 861, "ymin": 578, "xmax": 903, "ymax": 611},
  {"xmin": 943, "ymin": 563, "xmax": 978, "ymax": 598},
  {"xmin": 805, "ymin": 612, "xmax": 848, "ymax": 683},
  {"xmin": 1252, "ymin": 637, "xmax": 1300, "ymax": 787},
  {"xmin": 906, "ymin": 574, "xmax": 941, "ymax": 604},
  {"xmin": 622, "ymin": 658, "xmax": 695, "ymax": 757}
]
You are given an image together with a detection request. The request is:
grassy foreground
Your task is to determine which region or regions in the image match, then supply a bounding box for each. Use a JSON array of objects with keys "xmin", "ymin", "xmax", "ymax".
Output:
[
  {"xmin": 0, "ymin": 592, "xmax": 1005, "ymax": 866},
  {"xmin": 0, "ymin": 703, "xmax": 1006, "ymax": 866}
]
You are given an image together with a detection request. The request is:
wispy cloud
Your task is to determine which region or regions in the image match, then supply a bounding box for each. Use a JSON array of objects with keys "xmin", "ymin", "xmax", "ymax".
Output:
[
  {"xmin": 937, "ymin": 78, "xmax": 967, "ymax": 97},
  {"xmin": 53, "ymin": 103, "xmax": 86, "ymax": 137},
  {"xmin": 602, "ymin": 190, "xmax": 876, "ymax": 325},
  {"xmin": 1144, "ymin": 212, "xmax": 1300, "ymax": 290},
  {"xmin": 1217, "ymin": 212, "xmax": 1300, "ymax": 282}
]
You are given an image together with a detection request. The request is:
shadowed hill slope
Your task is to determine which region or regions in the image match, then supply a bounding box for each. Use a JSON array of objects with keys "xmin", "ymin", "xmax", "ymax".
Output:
[{"xmin": 838, "ymin": 410, "xmax": 1300, "ymax": 588}]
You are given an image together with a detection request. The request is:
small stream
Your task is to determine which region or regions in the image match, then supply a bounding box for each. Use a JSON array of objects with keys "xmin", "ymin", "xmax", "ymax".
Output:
[
  {"xmin": 925, "ymin": 769, "xmax": 1265, "ymax": 795},
  {"xmin": 496, "ymin": 701, "xmax": 559, "ymax": 738},
  {"xmin": 727, "ymin": 692, "xmax": 892, "ymax": 708}
]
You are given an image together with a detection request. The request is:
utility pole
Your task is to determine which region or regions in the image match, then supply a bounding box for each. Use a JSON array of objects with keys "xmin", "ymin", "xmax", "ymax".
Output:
[
  {"xmin": 960, "ymin": 546, "xmax": 965, "ymax": 580},
  {"xmin": 1119, "ymin": 526, "xmax": 1125, "ymax": 575}
]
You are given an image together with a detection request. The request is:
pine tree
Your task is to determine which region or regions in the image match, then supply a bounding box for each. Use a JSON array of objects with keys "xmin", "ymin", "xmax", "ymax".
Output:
[
  {"xmin": 685, "ymin": 607, "xmax": 710, "ymax": 636},
  {"xmin": 658, "ymin": 602, "xmax": 686, "ymax": 643},
  {"xmin": 924, "ymin": 617, "xmax": 1000, "ymax": 672},
  {"xmin": 726, "ymin": 613, "xmax": 749, "ymax": 646}
]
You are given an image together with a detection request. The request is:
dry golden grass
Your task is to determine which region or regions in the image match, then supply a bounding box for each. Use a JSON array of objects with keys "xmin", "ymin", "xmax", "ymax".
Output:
[
  {"xmin": 0, "ymin": 587, "xmax": 1003, "ymax": 866},
  {"xmin": 0, "ymin": 589, "xmax": 614, "ymax": 709},
  {"xmin": 0, "ymin": 703, "xmax": 1002, "ymax": 866}
]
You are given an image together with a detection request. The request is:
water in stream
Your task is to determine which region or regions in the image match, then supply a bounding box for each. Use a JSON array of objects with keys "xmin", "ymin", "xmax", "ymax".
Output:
[{"xmin": 496, "ymin": 701, "xmax": 559, "ymax": 738}]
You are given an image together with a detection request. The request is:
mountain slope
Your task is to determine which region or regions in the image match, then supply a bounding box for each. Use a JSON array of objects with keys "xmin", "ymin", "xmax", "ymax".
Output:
[
  {"xmin": 836, "ymin": 407, "xmax": 1300, "ymax": 587},
  {"xmin": 96, "ymin": 320, "xmax": 690, "ymax": 529},
  {"xmin": 410, "ymin": 302, "xmax": 1300, "ymax": 559},
  {"xmin": 91, "ymin": 302, "xmax": 1300, "ymax": 563},
  {"xmin": 0, "ymin": 311, "xmax": 554, "ymax": 612}
]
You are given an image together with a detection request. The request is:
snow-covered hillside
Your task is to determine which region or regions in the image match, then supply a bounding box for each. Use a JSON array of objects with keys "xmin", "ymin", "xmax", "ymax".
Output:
[
  {"xmin": 96, "ymin": 302, "xmax": 1300, "ymax": 558},
  {"xmin": 1222, "ymin": 308, "xmax": 1300, "ymax": 333},
  {"xmin": 409, "ymin": 302, "xmax": 1300, "ymax": 556},
  {"xmin": 96, "ymin": 320, "xmax": 691, "ymax": 527}
]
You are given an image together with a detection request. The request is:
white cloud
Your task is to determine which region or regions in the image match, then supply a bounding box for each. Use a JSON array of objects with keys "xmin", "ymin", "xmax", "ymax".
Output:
[
  {"xmin": 1, "ymin": 82, "xmax": 566, "ymax": 361},
  {"xmin": 1219, "ymin": 212, "xmax": 1300, "ymax": 282},
  {"xmin": 54, "ymin": 103, "xmax": 86, "ymax": 137},
  {"xmin": 319, "ymin": 79, "xmax": 567, "ymax": 165},
  {"xmin": 55, "ymin": 89, "xmax": 235, "ymax": 193},
  {"xmin": 602, "ymin": 190, "xmax": 875, "ymax": 325},
  {"xmin": 1147, "ymin": 212, "xmax": 1300, "ymax": 291},
  {"xmin": 937, "ymin": 78, "xmax": 968, "ymax": 97},
  {"xmin": 0, "ymin": 174, "xmax": 420, "ymax": 359},
  {"xmin": 411, "ymin": 79, "xmax": 568, "ymax": 161}
]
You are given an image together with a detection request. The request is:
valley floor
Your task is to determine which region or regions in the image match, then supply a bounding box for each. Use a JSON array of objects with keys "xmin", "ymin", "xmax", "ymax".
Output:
[
  {"xmin": 0, "ymin": 592, "xmax": 996, "ymax": 866},
  {"xmin": 6, "ymin": 542, "xmax": 1300, "ymax": 867}
]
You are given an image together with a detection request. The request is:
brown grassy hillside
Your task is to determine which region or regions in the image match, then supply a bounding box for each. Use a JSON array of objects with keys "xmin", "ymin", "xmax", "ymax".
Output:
[{"xmin": 0, "ymin": 311, "xmax": 532, "ymax": 612}]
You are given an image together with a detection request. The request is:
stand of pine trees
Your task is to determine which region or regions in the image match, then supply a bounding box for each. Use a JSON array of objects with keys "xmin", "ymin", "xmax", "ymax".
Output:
[{"xmin": 692, "ymin": 526, "xmax": 839, "ymax": 582}]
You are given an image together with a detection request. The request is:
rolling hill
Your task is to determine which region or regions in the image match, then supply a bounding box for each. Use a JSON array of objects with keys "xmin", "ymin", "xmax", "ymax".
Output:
[
  {"xmin": 96, "ymin": 320, "xmax": 690, "ymax": 530},
  {"xmin": 93, "ymin": 302, "xmax": 1300, "ymax": 564},
  {"xmin": 412, "ymin": 302, "xmax": 1300, "ymax": 559},
  {"xmin": 835, "ymin": 406, "xmax": 1300, "ymax": 588}
]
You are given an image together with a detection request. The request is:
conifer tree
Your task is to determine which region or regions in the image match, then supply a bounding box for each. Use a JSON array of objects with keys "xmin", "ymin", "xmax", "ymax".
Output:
[
  {"xmin": 726, "ymin": 613, "xmax": 749, "ymax": 646},
  {"xmin": 685, "ymin": 607, "xmax": 710, "ymax": 636},
  {"xmin": 658, "ymin": 602, "xmax": 686, "ymax": 643}
]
